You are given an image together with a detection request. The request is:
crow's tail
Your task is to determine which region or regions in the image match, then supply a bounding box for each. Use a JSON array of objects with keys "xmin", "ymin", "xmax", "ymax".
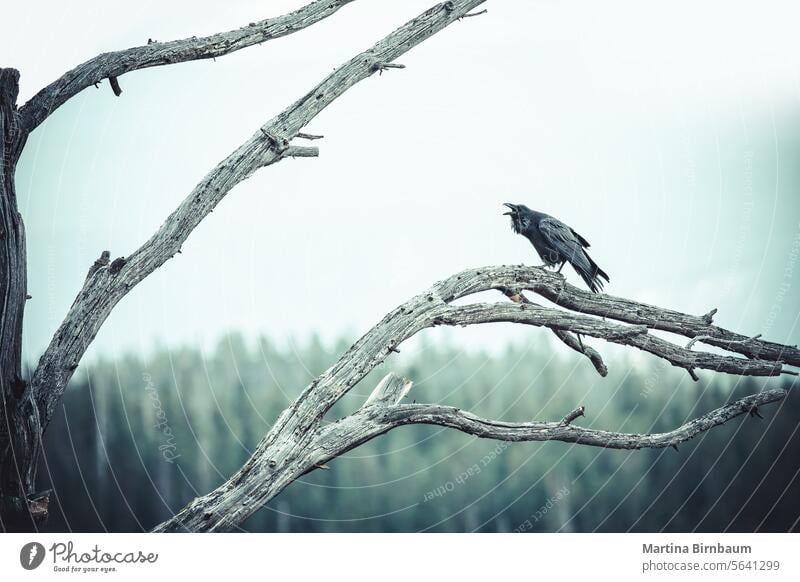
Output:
[{"xmin": 575, "ymin": 251, "xmax": 609, "ymax": 293}]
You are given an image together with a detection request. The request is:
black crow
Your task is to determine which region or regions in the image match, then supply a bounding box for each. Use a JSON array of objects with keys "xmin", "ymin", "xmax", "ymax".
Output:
[{"xmin": 503, "ymin": 203, "xmax": 609, "ymax": 293}]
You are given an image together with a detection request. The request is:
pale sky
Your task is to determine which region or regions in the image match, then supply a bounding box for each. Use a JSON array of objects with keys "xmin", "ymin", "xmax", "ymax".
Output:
[{"xmin": 3, "ymin": 0, "xmax": 800, "ymax": 361}]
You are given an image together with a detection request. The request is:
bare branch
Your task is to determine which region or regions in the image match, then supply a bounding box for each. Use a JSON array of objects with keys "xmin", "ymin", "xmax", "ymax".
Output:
[
  {"xmin": 437, "ymin": 302, "xmax": 783, "ymax": 377},
  {"xmin": 9, "ymin": 0, "xmax": 792, "ymax": 535},
  {"xmin": 687, "ymin": 333, "xmax": 762, "ymax": 351},
  {"xmin": 460, "ymin": 9, "xmax": 489, "ymax": 18},
  {"xmin": 300, "ymin": 380, "xmax": 787, "ymax": 481},
  {"xmin": 29, "ymin": 0, "xmax": 489, "ymax": 431},
  {"xmin": 437, "ymin": 266, "xmax": 800, "ymax": 367},
  {"xmin": 373, "ymin": 62, "xmax": 406, "ymax": 75},
  {"xmin": 153, "ymin": 264, "xmax": 797, "ymax": 532},
  {"xmin": 560, "ymin": 405, "xmax": 585, "ymax": 426},
  {"xmin": 371, "ymin": 389, "xmax": 787, "ymax": 449},
  {"xmin": 551, "ymin": 329, "xmax": 608, "ymax": 376},
  {"xmin": 502, "ymin": 269, "xmax": 800, "ymax": 367},
  {"xmin": 283, "ymin": 145, "xmax": 319, "ymax": 158},
  {"xmin": 498, "ymin": 286, "xmax": 607, "ymax": 376},
  {"xmin": 18, "ymin": 0, "xmax": 356, "ymax": 133},
  {"xmin": 107, "ymin": 76, "xmax": 122, "ymax": 97}
]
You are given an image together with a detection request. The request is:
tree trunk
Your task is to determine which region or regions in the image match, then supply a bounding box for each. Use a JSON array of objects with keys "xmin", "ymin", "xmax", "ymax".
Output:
[{"xmin": 0, "ymin": 67, "xmax": 41, "ymax": 532}]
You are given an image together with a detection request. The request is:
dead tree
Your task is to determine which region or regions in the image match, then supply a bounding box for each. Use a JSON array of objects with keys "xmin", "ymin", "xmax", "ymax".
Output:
[{"xmin": 0, "ymin": 0, "xmax": 797, "ymax": 532}]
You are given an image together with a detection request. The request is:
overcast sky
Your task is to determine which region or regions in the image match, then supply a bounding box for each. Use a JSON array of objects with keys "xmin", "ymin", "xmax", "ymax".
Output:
[{"xmin": 4, "ymin": 0, "xmax": 800, "ymax": 362}]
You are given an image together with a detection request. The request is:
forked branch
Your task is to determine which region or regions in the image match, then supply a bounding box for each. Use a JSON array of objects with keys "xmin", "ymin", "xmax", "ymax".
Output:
[
  {"xmin": 375, "ymin": 390, "xmax": 787, "ymax": 449},
  {"xmin": 513, "ymin": 268, "xmax": 800, "ymax": 367},
  {"xmin": 500, "ymin": 285, "xmax": 607, "ymax": 376},
  {"xmin": 153, "ymin": 264, "xmax": 797, "ymax": 531},
  {"xmin": 29, "ymin": 0, "xmax": 488, "ymax": 430},
  {"xmin": 18, "ymin": 0, "xmax": 357, "ymax": 133},
  {"xmin": 308, "ymin": 375, "xmax": 786, "ymax": 464},
  {"xmin": 10, "ymin": 0, "xmax": 795, "ymax": 534}
]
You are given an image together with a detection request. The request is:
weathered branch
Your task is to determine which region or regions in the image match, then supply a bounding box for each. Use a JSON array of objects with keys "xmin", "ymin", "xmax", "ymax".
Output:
[
  {"xmin": 153, "ymin": 264, "xmax": 797, "ymax": 532},
  {"xmin": 283, "ymin": 145, "xmax": 319, "ymax": 158},
  {"xmin": 551, "ymin": 329, "xmax": 608, "ymax": 376},
  {"xmin": 378, "ymin": 389, "xmax": 787, "ymax": 449},
  {"xmin": 11, "ymin": 0, "xmax": 793, "ymax": 534},
  {"xmin": 18, "ymin": 0, "xmax": 356, "ymax": 134},
  {"xmin": 499, "ymin": 286, "xmax": 607, "ymax": 376},
  {"xmin": 107, "ymin": 76, "xmax": 122, "ymax": 97},
  {"xmin": 437, "ymin": 302, "xmax": 784, "ymax": 377},
  {"xmin": 311, "ymin": 381, "xmax": 787, "ymax": 454},
  {"xmin": 460, "ymin": 9, "xmax": 489, "ymax": 18},
  {"xmin": 686, "ymin": 333, "xmax": 762, "ymax": 351},
  {"xmin": 289, "ymin": 379, "xmax": 789, "ymax": 507},
  {"xmin": 29, "ymin": 0, "xmax": 489, "ymax": 432},
  {"xmin": 7, "ymin": 0, "xmax": 791, "ymax": 537},
  {"xmin": 444, "ymin": 266, "xmax": 800, "ymax": 368},
  {"xmin": 504, "ymin": 268, "xmax": 800, "ymax": 367},
  {"xmin": 0, "ymin": 67, "xmax": 40, "ymax": 531},
  {"xmin": 560, "ymin": 405, "xmax": 585, "ymax": 426}
]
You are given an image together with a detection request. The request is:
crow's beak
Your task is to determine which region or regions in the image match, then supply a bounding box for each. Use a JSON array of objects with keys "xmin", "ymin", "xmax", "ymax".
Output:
[{"xmin": 502, "ymin": 203, "xmax": 516, "ymax": 216}]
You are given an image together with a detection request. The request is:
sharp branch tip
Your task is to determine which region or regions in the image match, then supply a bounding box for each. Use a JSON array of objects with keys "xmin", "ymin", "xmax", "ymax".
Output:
[
  {"xmin": 108, "ymin": 76, "xmax": 122, "ymax": 97},
  {"xmin": 460, "ymin": 9, "xmax": 488, "ymax": 19}
]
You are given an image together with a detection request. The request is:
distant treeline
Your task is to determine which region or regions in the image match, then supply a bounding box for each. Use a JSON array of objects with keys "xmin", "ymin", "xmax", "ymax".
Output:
[{"xmin": 38, "ymin": 333, "xmax": 799, "ymax": 532}]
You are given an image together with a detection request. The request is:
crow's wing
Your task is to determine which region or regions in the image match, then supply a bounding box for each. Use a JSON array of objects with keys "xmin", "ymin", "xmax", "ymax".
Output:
[
  {"xmin": 539, "ymin": 217, "xmax": 608, "ymax": 292},
  {"xmin": 570, "ymin": 228, "xmax": 590, "ymax": 248},
  {"xmin": 538, "ymin": 217, "xmax": 591, "ymax": 268}
]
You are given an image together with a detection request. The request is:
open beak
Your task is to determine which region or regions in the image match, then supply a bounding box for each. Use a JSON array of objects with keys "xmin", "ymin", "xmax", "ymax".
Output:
[{"xmin": 502, "ymin": 203, "xmax": 517, "ymax": 216}]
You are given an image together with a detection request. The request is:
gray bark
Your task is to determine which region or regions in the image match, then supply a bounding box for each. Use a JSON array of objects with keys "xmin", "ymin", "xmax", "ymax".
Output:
[
  {"xmin": 0, "ymin": 67, "xmax": 43, "ymax": 532},
  {"xmin": 152, "ymin": 265, "xmax": 796, "ymax": 532},
  {"xmin": 1, "ymin": 0, "xmax": 796, "ymax": 533},
  {"xmin": 315, "ymin": 379, "xmax": 786, "ymax": 453},
  {"xmin": 1, "ymin": 0, "xmax": 486, "ymax": 531},
  {"xmin": 29, "ymin": 0, "xmax": 487, "ymax": 438},
  {"xmin": 18, "ymin": 0, "xmax": 357, "ymax": 134},
  {"xmin": 522, "ymin": 269, "xmax": 800, "ymax": 366}
]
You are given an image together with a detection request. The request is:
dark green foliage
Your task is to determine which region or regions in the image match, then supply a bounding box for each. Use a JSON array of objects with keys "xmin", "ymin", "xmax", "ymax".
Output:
[{"xmin": 40, "ymin": 333, "xmax": 799, "ymax": 532}]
